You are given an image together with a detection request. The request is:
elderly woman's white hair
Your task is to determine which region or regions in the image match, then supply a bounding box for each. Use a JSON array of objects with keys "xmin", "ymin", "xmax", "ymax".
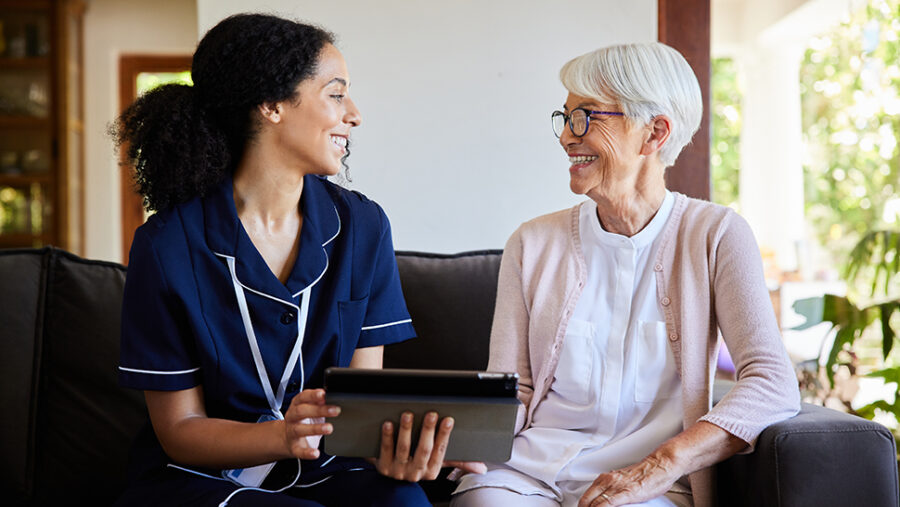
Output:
[{"xmin": 559, "ymin": 42, "xmax": 702, "ymax": 167}]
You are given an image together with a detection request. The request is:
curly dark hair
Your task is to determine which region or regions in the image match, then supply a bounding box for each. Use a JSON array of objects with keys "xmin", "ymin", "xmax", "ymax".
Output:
[{"xmin": 111, "ymin": 13, "xmax": 335, "ymax": 212}]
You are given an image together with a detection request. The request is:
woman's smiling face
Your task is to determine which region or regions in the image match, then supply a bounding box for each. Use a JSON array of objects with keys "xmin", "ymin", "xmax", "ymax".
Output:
[
  {"xmin": 559, "ymin": 92, "xmax": 647, "ymax": 198},
  {"xmin": 273, "ymin": 43, "xmax": 362, "ymax": 176}
]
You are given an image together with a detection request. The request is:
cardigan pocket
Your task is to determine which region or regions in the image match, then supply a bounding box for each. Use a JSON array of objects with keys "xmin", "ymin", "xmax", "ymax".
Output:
[{"xmin": 635, "ymin": 320, "xmax": 679, "ymax": 402}]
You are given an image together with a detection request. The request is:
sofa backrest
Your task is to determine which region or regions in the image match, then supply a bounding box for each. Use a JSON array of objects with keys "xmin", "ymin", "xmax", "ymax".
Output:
[
  {"xmin": 387, "ymin": 250, "xmax": 502, "ymax": 371},
  {"xmin": 0, "ymin": 247, "xmax": 146, "ymax": 506}
]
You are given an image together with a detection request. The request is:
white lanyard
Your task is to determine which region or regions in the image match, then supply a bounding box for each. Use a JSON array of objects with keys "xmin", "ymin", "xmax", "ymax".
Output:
[{"xmin": 225, "ymin": 256, "xmax": 311, "ymax": 419}]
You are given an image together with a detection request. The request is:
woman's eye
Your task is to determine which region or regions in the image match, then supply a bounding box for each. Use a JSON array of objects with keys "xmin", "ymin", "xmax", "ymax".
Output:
[{"xmin": 330, "ymin": 94, "xmax": 344, "ymax": 103}]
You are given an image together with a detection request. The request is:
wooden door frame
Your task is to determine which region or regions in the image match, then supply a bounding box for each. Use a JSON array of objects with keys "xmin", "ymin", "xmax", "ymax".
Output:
[
  {"xmin": 658, "ymin": 0, "xmax": 711, "ymax": 200},
  {"xmin": 118, "ymin": 54, "xmax": 191, "ymax": 263}
]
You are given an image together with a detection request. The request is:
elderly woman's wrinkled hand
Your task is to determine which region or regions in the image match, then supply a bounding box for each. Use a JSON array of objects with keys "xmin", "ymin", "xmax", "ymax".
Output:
[{"xmin": 577, "ymin": 452, "xmax": 681, "ymax": 507}]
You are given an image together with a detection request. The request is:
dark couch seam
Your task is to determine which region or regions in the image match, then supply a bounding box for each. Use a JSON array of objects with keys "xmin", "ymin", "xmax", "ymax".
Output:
[
  {"xmin": 774, "ymin": 427, "xmax": 893, "ymax": 436},
  {"xmin": 25, "ymin": 247, "xmax": 52, "ymax": 498}
]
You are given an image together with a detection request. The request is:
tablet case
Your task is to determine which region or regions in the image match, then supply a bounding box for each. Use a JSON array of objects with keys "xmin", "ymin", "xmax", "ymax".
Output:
[{"xmin": 323, "ymin": 368, "xmax": 521, "ymax": 462}]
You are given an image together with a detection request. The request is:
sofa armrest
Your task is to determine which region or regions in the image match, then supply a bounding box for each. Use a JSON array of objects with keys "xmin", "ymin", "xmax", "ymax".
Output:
[{"xmin": 716, "ymin": 402, "xmax": 899, "ymax": 507}]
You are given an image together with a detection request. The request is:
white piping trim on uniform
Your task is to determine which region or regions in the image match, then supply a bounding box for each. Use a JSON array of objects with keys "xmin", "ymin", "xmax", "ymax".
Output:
[
  {"xmin": 292, "ymin": 252, "xmax": 328, "ymax": 299},
  {"xmin": 214, "ymin": 252, "xmax": 301, "ymax": 310},
  {"xmin": 167, "ymin": 463, "xmax": 229, "ymax": 481},
  {"xmin": 218, "ymin": 458, "xmax": 303, "ymax": 507},
  {"xmin": 322, "ymin": 205, "xmax": 341, "ymax": 247},
  {"xmin": 118, "ymin": 366, "xmax": 200, "ymax": 375},
  {"xmin": 360, "ymin": 318, "xmax": 412, "ymax": 331}
]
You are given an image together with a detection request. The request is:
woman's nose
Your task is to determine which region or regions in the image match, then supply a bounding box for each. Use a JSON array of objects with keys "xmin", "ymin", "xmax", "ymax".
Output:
[{"xmin": 345, "ymin": 97, "xmax": 362, "ymax": 127}]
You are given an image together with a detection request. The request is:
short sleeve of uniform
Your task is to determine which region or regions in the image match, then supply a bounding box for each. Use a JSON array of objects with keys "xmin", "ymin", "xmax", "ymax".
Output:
[
  {"xmin": 118, "ymin": 226, "xmax": 202, "ymax": 391},
  {"xmin": 355, "ymin": 205, "xmax": 416, "ymax": 348}
]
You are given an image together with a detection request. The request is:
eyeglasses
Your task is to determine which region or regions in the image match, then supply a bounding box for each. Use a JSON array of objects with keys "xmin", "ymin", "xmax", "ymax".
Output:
[{"xmin": 551, "ymin": 108, "xmax": 624, "ymax": 138}]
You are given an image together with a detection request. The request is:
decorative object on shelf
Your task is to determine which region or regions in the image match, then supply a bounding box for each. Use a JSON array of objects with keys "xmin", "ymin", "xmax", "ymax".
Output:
[
  {"xmin": 6, "ymin": 25, "xmax": 25, "ymax": 58},
  {"xmin": 0, "ymin": 150, "xmax": 19, "ymax": 174},
  {"xmin": 21, "ymin": 149, "xmax": 48, "ymax": 173}
]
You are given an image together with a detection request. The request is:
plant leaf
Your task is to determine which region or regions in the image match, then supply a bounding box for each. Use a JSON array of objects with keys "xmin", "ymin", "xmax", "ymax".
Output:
[
  {"xmin": 881, "ymin": 303, "xmax": 898, "ymax": 359},
  {"xmin": 856, "ymin": 399, "xmax": 900, "ymax": 420},
  {"xmin": 791, "ymin": 296, "xmax": 826, "ymax": 330},
  {"xmin": 866, "ymin": 366, "xmax": 900, "ymax": 385}
]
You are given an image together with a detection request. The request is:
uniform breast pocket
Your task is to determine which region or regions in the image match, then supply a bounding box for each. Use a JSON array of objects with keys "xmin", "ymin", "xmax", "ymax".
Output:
[
  {"xmin": 553, "ymin": 318, "xmax": 597, "ymax": 405},
  {"xmin": 635, "ymin": 320, "xmax": 679, "ymax": 403},
  {"xmin": 336, "ymin": 296, "xmax": 369, "ymax": 365}
]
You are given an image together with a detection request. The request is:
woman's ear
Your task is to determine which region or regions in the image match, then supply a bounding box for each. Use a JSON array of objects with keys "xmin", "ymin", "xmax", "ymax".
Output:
[
  {"xmin": 641, "ymin": 115, "xmax": 671, "ymax": 156},
  {"xmin": 257, "ymin": 102, "xmax": 282, "ymax": 124}
]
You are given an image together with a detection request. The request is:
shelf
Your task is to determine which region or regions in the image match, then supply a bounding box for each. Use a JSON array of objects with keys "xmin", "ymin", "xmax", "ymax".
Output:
[
  {"xmin": 0, "ymin": 0, "xmax": 51, "ymax": 10},
  {"xmin": 0, "ymin": 56, "xmax": 50, "ymax": 69},
  {"xmin": 0, "ymin": 116, "xmax": 50, "ymax": 128},
  {"xmin": 0, "ymin": 173, "xmax": 52, "ymax": 185}
]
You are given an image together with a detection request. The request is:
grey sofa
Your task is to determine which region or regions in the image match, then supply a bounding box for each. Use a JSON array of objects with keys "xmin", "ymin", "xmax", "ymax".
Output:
[{"xmin": 2, "ymin": 247, "xmax": 898, "ymax": 506}]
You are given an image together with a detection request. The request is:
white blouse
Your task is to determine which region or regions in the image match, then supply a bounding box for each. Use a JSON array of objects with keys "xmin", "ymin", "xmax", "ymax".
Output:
[{"xmin": 457, "ymin": 192, "xmax": 685, "ymax": 505}]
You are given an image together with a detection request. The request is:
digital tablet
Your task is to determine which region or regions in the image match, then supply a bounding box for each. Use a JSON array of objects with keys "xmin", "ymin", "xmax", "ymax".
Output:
[{"xmin": 323, "ymin": 368, "xmax": 521, "ymax": 462}]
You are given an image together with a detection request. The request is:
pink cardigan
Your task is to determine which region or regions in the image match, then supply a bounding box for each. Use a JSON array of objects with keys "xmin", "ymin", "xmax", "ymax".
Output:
[{"xmin": 487, "ymin": 193, "xmax": 800, "ymax": 507}]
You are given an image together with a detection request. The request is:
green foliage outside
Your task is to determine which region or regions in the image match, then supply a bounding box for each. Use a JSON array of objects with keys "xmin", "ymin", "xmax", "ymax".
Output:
[
  {"xmin": 136, "ymin": 71, "xmax": 193, "ymax": 96},
  {"xmin": 799, "ymin": 0, "xmax": 900, "ymax": 285},
  {"xmin": 793, "ymin": 0, "xmax": 900, "ymax": 443},
  {"xmin": 711, "ymin": 58, "xmax": 742, "ymax": 210}
]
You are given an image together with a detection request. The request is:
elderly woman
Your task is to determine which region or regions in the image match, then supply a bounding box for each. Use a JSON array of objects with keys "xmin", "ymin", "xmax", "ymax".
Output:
[{"xmin": 451, "ymin": 43, "xmax": 800, "ymax": 507}]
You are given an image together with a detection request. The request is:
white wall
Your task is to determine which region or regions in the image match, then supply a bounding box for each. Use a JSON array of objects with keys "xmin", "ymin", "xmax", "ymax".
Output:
[
  {"xmin": 198, "ymin": 1, "xmax": 657, "ymax": 252},
  {"xmin": 83, "ymin": 0, "xmax": 197, "ymax": 261}
]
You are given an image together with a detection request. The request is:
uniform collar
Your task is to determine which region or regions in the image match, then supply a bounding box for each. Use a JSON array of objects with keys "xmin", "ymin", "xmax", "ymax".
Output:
[{"xmin": 204, "ymin": 174, "xmax": 340, "ymax": 300}]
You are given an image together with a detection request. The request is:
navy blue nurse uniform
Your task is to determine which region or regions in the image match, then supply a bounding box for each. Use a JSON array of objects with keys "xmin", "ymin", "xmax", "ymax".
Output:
[{"xmin": 116, "ymin": 174, "xmax": 427, "ymax": 506}]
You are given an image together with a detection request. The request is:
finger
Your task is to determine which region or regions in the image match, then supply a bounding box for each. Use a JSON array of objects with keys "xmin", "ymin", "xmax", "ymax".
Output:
[
  {"xmin": 288, "ymin": 441, "xmax": 320, "ymax": 460},
  {"xmin": 445, "ymin": 460, "xmax": 486, "ymax": 475},
  {"xmin": 393, "ymin": 412, "xmax": 414, "ymax": 469},
  {"xmin": 286, "ymin": 404, "xmax": 340, "ymax": 424},
  {"xmin": 291, "ymin": 388, "xmax": 326, "ymax": 405},
  {"xmin": 376, "ymin": 420, "xmax": 394, "ymax": 475},
  {"xmin": 425, "ymin": 416, "xmax": 453, "ymax": 472},
  {"xmin": 286, "ymin": 421, "xmax": 333, "ymax": 438},
  {"xmin": 579, "ymin": 482, "xmax": 611, "ymax": 507},
  {"xmin": 412, "ymin": 412, "xmax": 438, "ymax": 472}
]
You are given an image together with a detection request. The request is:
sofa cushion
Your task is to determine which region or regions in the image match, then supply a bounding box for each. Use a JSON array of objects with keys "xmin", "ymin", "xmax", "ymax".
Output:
[
  {"xmin": 0, "ymin": 249, "xmax": 45, "ymax": 502},
  {"xmin": 386, "ymin": 251, "xmax": 502, "ymax": 371},
  {"xmin": 1, "ymin": 248, "xmax": 147, "ymax": 506}
]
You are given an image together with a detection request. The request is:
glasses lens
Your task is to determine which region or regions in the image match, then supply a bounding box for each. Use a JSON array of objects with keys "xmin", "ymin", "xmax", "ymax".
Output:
[
  {"xmin": 571, "ymin": 109, "xmax": 588, "ymax": 136},
  {"xmin": 551, "ymin": 112, "xmax": 565, "ymax": 138}
]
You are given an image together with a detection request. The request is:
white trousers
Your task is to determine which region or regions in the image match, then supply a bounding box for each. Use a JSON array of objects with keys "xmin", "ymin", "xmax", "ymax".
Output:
[{"xmin": 450, "ymin": 486, "xmax": 693, "ymax": 507}]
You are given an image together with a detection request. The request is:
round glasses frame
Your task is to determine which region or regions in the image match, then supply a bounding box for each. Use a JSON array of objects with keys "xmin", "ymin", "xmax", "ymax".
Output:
[{"xmin": 551, "ymin": 108, "xmax": 624, "ymax": 138}]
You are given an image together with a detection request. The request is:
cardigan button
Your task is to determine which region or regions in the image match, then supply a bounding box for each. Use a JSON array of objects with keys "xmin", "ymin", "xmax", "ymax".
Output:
[
  {"xmin": 280, "ymin": 311, "xmax": 296, "ymax": 325},
  {"xmin": 661, "ymin": 297, "xmax": 671, "ymax": 306},
  {"xmin": 654, "ymin": 263, "xmax": 663, "ymax": 272},
  {"xmin": 287, "ymin": 381, "xmax": 301, "ymax": 393},
  {"xmin": 669, "ymin": 332, "xmax": 678, "ymax": 341}
]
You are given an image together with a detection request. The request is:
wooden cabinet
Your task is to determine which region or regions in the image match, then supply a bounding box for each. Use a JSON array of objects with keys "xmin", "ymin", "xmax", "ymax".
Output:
[{"xmin": 0, "ymin": 0, "xmax": 84, "ymax": 251}]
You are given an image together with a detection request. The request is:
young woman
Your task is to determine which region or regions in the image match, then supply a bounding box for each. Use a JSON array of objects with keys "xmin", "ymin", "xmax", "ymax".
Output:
[{"xmin": 113, "ymin": 13, "xmax": 480, "ymax": 507}]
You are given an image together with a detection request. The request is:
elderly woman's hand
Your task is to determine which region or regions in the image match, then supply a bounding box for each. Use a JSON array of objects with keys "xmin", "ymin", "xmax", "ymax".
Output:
[
  {"xmin": 577, "ymin": 451, "xmax": 681, "ymax": 507},
  {"xmin": 578, "ymin": 421, "xmax": 748, "ymax": 506}
]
